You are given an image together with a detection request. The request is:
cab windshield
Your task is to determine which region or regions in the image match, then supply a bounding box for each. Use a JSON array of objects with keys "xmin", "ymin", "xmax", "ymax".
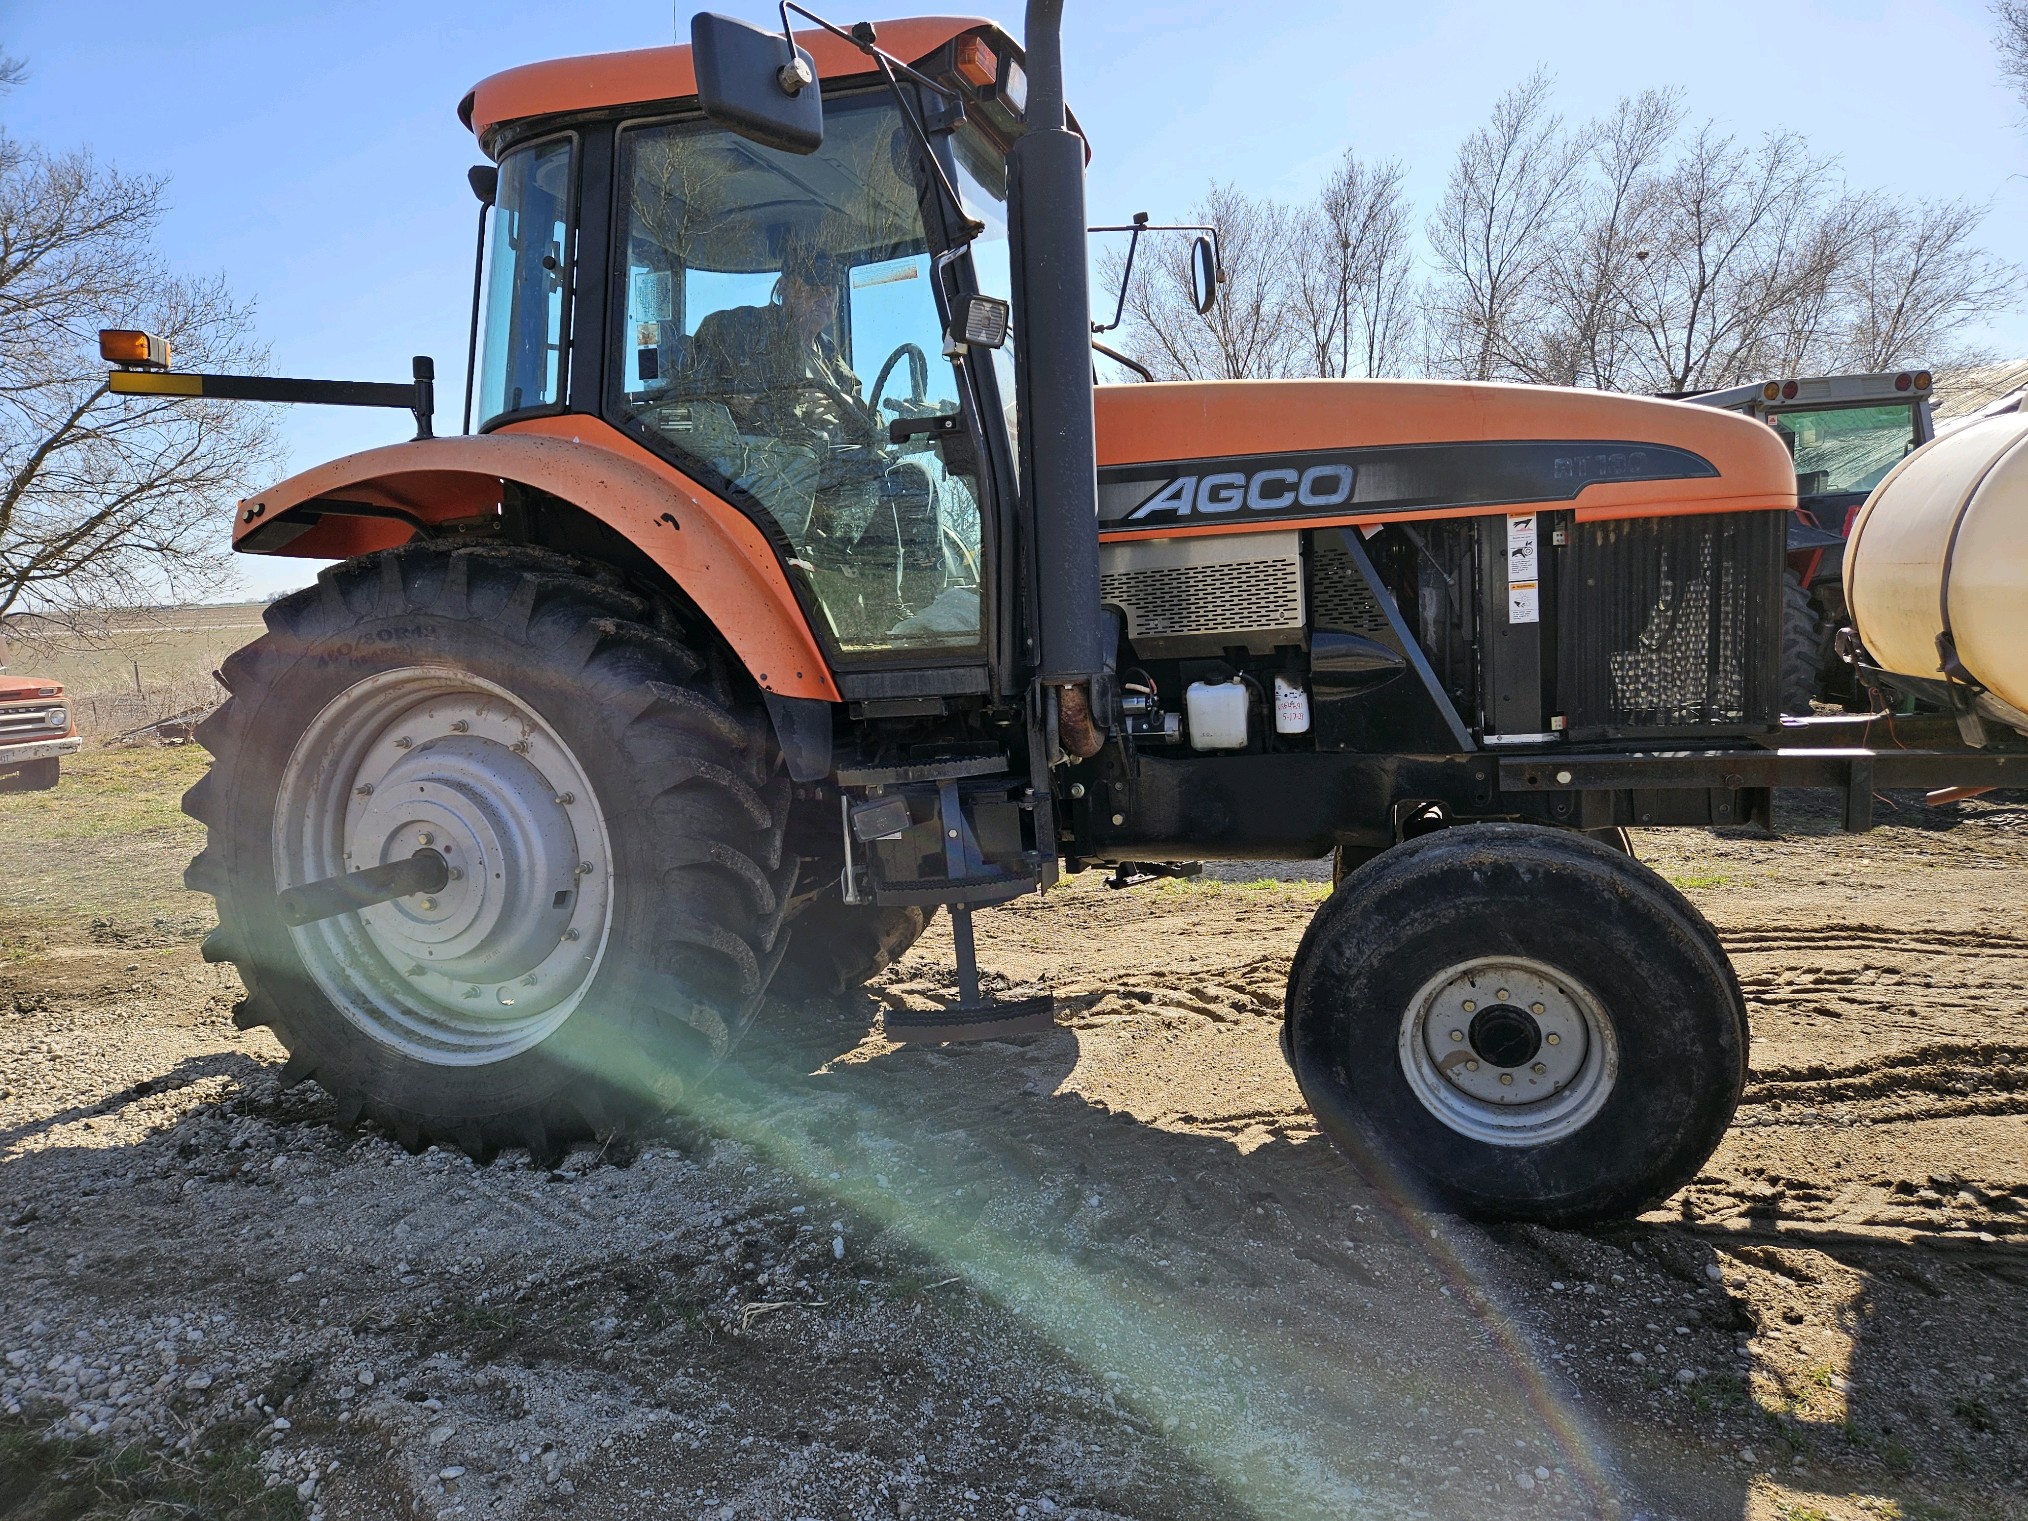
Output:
[
  {"xmin": 1768, "ymin": 402, "xmax": 1922, "ymax": 497},
  {"xmin": 616, "ymin": 95, "xmax": 986, "ymax": 657}
]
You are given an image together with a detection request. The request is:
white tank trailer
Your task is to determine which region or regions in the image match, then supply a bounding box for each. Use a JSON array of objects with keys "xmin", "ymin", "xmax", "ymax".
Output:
[{"xmin": 1845, "ymin": 410, "xmax": 2028, "ymax": 738}]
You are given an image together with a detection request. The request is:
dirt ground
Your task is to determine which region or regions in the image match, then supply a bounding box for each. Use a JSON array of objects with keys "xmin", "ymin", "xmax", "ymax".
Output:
[{"xmin": 2, "ymin": 745, "xmax": 2024, "ymax": 1521}]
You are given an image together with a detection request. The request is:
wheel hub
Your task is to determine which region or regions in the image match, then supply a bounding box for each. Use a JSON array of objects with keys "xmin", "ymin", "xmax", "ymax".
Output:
[
  {"xmin": 1398, "ymin": 956, "xmax": 1618, "ymax": 1146},
  {"xmin": 275, "ymin": 668, "xmax": 613, "ymax": 1065}
]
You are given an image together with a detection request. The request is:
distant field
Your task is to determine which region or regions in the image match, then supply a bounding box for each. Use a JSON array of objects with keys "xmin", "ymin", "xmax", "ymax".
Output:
[{"xmin": 1, "ymin": 603, "xmax": 278, "ymax": 736}]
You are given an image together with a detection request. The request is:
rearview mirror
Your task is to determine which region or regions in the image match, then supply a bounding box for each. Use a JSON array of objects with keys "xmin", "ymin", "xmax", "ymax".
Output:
[
  {"xmin": 1190, "ymin": 235, "xmax": 1221, "ymax": 316},
  {"xmin": 691, "ymin": 12, "xmax": 824, "ymax": 155}
]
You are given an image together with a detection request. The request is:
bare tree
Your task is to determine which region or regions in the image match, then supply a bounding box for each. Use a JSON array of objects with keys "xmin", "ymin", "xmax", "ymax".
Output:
[
  {"xmin": 1423, "ymin": 71, "xmax": 1588, "ymax": 381},
  {"xmin": 1528, "ymin": 89, "xmax": 1682, "ymax": 389},
  {"xmin": 1108, "ymin": 66, "xmax": 2013, "ymax": 395},
  {"xmin": 1998, "ymin": 1, "xmax": 2028, "ymax": 112},
  {"xmin": 1613, "ymin": 127, "xmax": 1852, "ymax": 392},
  {"xmin": 0, "ymin": 125, "xmax": 277, "ymax": 621},
  {"xmin": 1105, "ymin": 183, "xmax": 1304, "ymax": 381},
  {"xmin": 1834, "ymin": 196, "xmax": 2012, "ymax": 371},
  {"xmin": 1289, "ymin": 151, "xmax": 1415, "ymax": 378}
]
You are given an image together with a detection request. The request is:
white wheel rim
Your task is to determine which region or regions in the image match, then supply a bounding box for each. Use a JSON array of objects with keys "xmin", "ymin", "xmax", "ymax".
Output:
[
  {"xmin": 1397, "ymin": 955, "xmax": 1618, "ymax": 1146},
  {"xmin": 274, "ymin": 667, "xmax": 614, "ymax": 1066}
]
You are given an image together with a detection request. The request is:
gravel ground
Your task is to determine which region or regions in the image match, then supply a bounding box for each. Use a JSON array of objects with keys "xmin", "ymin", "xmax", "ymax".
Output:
[{"xmin": 2, "ymin": 748, "xmax": 2025, "ymax": 1521}]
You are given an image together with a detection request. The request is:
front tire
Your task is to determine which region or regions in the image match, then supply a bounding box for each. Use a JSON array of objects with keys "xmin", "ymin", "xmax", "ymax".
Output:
[
  {"xmin": 1286, "ymin": 824, "xmax": 1747, "ymax": 1225},
  {"xmin": 184, "ymin": 546, "xmax": 792, "ymax": 1159}
]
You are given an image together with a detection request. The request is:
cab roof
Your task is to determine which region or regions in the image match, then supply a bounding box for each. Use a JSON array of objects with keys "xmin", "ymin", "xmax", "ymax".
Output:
[{"xmin": 462, "ymin": 16, "xmax": 1000, "ymax": 149}]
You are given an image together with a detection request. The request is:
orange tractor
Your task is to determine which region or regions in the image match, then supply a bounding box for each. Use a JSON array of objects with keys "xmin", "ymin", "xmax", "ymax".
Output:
[{"xmin": 103, "ymin": 7, "xmax": 2028, "ymax": 1223}]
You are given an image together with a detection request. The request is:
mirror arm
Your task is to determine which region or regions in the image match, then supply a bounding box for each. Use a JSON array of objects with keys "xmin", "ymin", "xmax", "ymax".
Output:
[
  {"xmin": 1087, "ymin": 219, "xmax": 1225, "ymax": 334},
  {"xmin": 1092, "ymin": 338, "xmax": 1152, "ymax": 382},
  {"xmin": 1090, "ymin": 215, "xmax": 1146, "ymax": 335}
]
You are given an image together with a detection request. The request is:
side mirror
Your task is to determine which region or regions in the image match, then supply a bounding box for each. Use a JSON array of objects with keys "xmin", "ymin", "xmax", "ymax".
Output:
[
  {"xmin": 691, "ymin": 12, "xmax": 824, "ymax": 155},
  {"xmin": 467, "ymin": 165, "xmax": 498, "ymax": 206},
  {"xmin": 1190, "ymin": 235, "xmax": 1221, "ymax": 316}
]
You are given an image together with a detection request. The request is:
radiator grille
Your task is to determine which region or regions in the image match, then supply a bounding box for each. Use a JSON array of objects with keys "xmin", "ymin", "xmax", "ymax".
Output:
[
  {"xmin": 0, "ymin": 703, "xmax": 62, "ymax": 740},
  {"xmin": 1559, "ymin": 512, "xmax": 1781, "ymax": 735},
  {"xmin": 1100, "ymin": 531, "xmax": 1304, "ymax": 655}
]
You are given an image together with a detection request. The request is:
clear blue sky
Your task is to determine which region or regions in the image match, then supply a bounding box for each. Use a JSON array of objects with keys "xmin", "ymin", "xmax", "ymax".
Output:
[{"xmin": 4, "ymin": 0, "xmax": 2022, "ymax": 599}]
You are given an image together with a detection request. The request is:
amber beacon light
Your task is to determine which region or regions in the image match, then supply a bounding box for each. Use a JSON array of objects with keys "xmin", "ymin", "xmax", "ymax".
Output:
[{"xmin": 99, "ymin": 329, "xmax": 171, "ymax": 370}]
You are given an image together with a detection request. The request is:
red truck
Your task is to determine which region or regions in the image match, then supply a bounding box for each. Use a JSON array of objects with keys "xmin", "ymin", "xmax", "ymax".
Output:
[{"xmin": 0, "ymin": 632, "xmax": 79, "ymax": 791}]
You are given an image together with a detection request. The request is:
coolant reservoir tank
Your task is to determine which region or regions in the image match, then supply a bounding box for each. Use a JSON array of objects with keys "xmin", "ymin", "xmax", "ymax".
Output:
[
  {"xmin": 1185, "ymin": 679, "xmax": 1250, "ymax": 751},
  {"xmin": 1845, "ymin": 411, "xmax": 2028, "ymax": 718}
]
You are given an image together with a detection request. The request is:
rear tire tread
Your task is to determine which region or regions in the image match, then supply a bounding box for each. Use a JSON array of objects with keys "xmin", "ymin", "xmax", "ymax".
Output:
[{"xmin": 185, "ymin": 544, "xmax": 788, "ymax": 1163}]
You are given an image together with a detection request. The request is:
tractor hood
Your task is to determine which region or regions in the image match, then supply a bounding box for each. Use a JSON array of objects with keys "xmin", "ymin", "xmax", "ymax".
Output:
[{"xmin": 1093, "ymin": 379, "xmax": 1796, "ymax": 540}]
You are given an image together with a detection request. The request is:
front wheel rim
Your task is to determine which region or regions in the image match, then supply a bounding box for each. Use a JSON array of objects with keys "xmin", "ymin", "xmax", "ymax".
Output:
[
  {"xmin": 1396, "ymin": 955, "xmax": 1618, "ymax": 1146},
  {"xmin": 274, "ymin": 667, "xmax": 615, "ymax": 1066}
]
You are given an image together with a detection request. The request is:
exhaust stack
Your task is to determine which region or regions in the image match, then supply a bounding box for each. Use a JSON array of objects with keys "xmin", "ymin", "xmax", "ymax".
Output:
[{"xmin": 1008, "ymin": 0, "xmax": 1105, "ymax": 691}]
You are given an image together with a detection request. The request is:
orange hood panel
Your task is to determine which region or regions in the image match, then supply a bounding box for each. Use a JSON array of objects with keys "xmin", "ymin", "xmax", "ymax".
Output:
[
  {"xmin": 233, "ymin": 429, "xmax": 837, "ymax": 701},
  {"xmin": 1093, "ymin": 379, "xmax": 1795, "ymax": 540}
]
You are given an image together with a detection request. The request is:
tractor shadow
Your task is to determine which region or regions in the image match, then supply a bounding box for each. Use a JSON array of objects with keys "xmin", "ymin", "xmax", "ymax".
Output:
[
  {"xmin": 719, "ymin": 975, "xmax": 2028, "ymax": 1519},
  {"xmin": 716, "ymin": 985, "xmax": 1768, "ymax": 1520}
]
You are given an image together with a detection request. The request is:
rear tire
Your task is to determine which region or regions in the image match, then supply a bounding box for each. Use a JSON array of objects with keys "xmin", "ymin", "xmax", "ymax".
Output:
[
  {"xmin": 184, "ymin": 545, "xmax": 792, "ymax": 1160},
  {"xmin": 1286, "ymin": 823, "xmax": 1747, "ymax": 1225},
  {"xmin": 0, "ymin": 757, "xmax": 59, "ymax": 792},
  {"xmin": 1780, "ymin": 568, "xmax": 1828, "ymax": 714},
  {"xmin": 774, "ymin": 888, "xmax": 932, "ymax": 997}
]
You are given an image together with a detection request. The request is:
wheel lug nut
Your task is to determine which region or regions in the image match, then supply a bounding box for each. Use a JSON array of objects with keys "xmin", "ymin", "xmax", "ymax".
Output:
[
  {"xmin": 417, "ymin": 830, "xmax": 434, "ymax": 845},
  {"xmin": 555, "ymin": 792, "xmax": 575, "ymax": 805},
  {"xmin": 1495, "ymin": 988, "xmax": 1510, "ymax": 1001},
  {"xmin": 1449, "ymin": 1029, "xmax": 1464, "ymax": 1042},
  {"xmin": 450, "ymin": 720, "xmax": 469, "ymax": 733},
  {"xmin": 448, "ymin": 867, "xmax": 464, "ymax": 881},
  {"xmin": 1532, "ymin": 1062, "xmax": 1547, "ymax": 1074},
  {"xmin": 576, "ymin": 862, "xmax": 595, "ymax": 876},
  {"xmin": 1545, "ymin": 1032, "xmax": 1561, "ymax": 1046},
  {"xmin": 1530, "ymin": 1002, "xmax": 1546, "ymax": 1015},
  {"xmin": 1462, "ymin": 1000, "xmax": 1477, "ymax": 1012},
  {"xmin": 354, "ymin": 784, "xmax": 373, "ymax": 797},
  {"xmin": 1499, "ymin": 1073, "xmax": 1514, "ymax": 1086},
  {"xmin": 1465, "ymin": 1060, "xmax": 1479, "ymax": 1072},
  {"xmin": 418, "ymin": 897, "xmax": 436, "ymax": 910},
  {"xmin": 563, "ymin": 929, "xmax": 581, "ymax": 942},
  {"xmin": 394, "ymin": 735, "xmax": 413, "ymax": 749}
]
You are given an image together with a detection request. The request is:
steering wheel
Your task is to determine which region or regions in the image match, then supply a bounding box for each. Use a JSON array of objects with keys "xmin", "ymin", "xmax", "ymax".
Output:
[{"xmin": 868, "ymin": 342, "xmax": 929, "ymax": 416}]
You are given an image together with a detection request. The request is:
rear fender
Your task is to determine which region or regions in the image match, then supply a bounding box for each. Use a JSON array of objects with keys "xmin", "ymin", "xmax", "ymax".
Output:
[{"xmin": 231, "ymin": 419, "xmax": 838, "ymax": 701}]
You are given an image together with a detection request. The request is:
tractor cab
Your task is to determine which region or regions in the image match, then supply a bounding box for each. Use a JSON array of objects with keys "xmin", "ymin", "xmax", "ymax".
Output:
[{"xmin": 467, "ymin": 21, "xmax": 1034, "ymax": 695}]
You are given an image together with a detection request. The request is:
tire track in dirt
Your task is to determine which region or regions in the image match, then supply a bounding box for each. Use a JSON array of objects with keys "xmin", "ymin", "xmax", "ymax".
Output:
[{"xmin": 1720, "ymin": 924, "xmax": 2028, "ymax": 959}]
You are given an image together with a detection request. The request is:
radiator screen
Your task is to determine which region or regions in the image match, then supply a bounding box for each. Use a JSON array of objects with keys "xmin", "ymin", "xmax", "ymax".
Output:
[{"xmin": 1558, "ymin": 511, "xmax": 1782, "ymax": 736}]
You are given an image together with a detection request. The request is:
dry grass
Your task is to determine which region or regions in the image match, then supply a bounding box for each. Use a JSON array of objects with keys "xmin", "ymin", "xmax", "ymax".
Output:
[
  {"xmin": 3, "ymin": 604, "xmax": 271, "ymax": 737},
  {"xmin": 0, "ymin": 744, "xmax": 213, "ymax": 958}
]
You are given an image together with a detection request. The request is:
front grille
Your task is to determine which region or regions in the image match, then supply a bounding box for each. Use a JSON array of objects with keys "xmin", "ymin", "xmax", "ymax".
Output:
[
  {"xmin": 0, "ymin": 703, "xmax": 61, "ymax": 739},
  {"xmin": 1100, "ymin": 530, "xmax": 1305, "ymax": 656},
  {"xmin": 1559, "ymin": 511, "xmax": 1782, "ymax": 736}
]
